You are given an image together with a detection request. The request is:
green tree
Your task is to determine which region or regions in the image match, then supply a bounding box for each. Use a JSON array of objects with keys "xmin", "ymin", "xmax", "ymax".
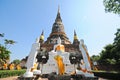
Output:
[
  {"xmin": 0, "ymin": 45, "xmax": 11, "ymax": 60},
  {"xmin": 0, "ymin": 44, "xmax": 11, "ymax": 69},
  {"xmin": 12, "ymin": 59, "xmax": 21, "ymax": 65},
  {"xmin": 99, "ymin": 44, "xmax": 115, "ymax": 64},
  {"xmin": 98, "ymin": 28, "xmax": 120, "ymax": 65},
  {"xmin": 0, "ymin": 33, "xmax": 16, "ymax": 65},
  {"xmin": 113, "ymin": 28, "xmax": 120, "ymax": 64},
  {"xmin": 91, "ymin": 55, "xmax": 100, "ymax": 62},
  {"xmin": 103, "ymin": 0, "xmax": 120, "ymax": 14},
  {"xmin": 100, "ymin": 44, "xmax": 114, "ymax": 59}
]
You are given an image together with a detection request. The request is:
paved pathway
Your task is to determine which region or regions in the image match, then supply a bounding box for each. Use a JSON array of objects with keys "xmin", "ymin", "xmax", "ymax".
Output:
[
  {"xmin": 0, "ymin": 76, "xmax": 108, "ymax": 80},
  {"xmin": 0, "ymin": 76, "xmax": 18, "ymax": 80},
  {"xmin": 0, "ymin": 76, "xmax": 48, "ymax": 80}
]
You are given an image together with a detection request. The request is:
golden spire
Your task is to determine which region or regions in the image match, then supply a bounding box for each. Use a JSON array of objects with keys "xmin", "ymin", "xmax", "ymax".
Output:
[
  {"xmin": 40, "ymin": 30, "xmax": 44, "ymax": 41},
  {"xmin": 74, "ymin": 30, "xmax": 78, "ymax": 40}
]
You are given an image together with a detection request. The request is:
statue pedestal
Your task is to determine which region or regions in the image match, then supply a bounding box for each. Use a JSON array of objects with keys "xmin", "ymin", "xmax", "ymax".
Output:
[
  {"xmin": 23, "ymin": 71, "xmax": 33, "ymax": 77},
  {"xmin": 33, "ymin": 70, "xmax": 41, "ymax": 75},
  {"xmin": 18, "ymin": 76, "xmax": 34, "ymax": 80}
]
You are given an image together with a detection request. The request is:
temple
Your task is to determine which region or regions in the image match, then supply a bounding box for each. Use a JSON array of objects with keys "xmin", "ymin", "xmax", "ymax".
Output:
[
  {"xmin": 39, "ymin": 8, "xmax": 81, "ymax": 54},
  {"xmin": 21, "ymin": 7, "xmax": 97, "ymax": 79}
]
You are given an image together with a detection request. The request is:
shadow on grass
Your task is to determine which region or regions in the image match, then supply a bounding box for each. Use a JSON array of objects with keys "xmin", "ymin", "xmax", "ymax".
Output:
[{"xmin": 93, "ymin": 71, "xmax": 120, "ymax": 80}]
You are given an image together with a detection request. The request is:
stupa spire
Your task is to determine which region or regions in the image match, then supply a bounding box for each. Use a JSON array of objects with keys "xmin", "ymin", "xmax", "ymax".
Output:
[
  {"xmin": 41, "ymin": 30, "xmax": 44, "ymax": 35},
  {"xmin": 73, "ymin": 30, "xmax": 79, "ymax": 45},
  {"xmin": 74, "ymin": 30, "xmax": 78, "ymax": 40},
  {"xmin": 55, "ymin": 6, "xmax": 62, "ymax": 22},
  {"xmin": 39, "ymin": 30, "xmax": 44, "ymax": 43},
  {"xmin": 58, "ymin": 5, "xmax": 60, "ymax": 13},
  {"xmin": 45, "ymin": 7, "xmax": 71, "ymax": 44}
]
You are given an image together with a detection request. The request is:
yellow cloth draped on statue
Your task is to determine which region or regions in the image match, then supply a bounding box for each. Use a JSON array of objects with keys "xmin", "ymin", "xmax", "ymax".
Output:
[
  {"xmin": 9, "ymin": 63, "xmax": 14, "ymax": 70},
  {"xmin": 55, "ymin": 45, "xmax": 65, "ymax": 52},
  {"xmin": 54, "ymin": 55, "xmax": 65, "ymax": 75},
  {"xmin": 17, "ymin": 64, "xmax": 21, "ymax": 70},
  {"xmin": 31, "ymin": 63, "xmax": 38, "ymax": 72},
  {"xmin": 3, "ymin": 63, "xmax": 8, "ymax": 70}
]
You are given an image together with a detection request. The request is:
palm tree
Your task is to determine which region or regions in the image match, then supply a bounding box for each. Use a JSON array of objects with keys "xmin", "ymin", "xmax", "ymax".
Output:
[
  {"xmin": 0, "ymin": 33, "xmax": 4, "ymax": 43},
  {"xmin": 4, "ymin": 39, "xmax": 16, "ymax": 48},
  {"xmin": 0, "ymin": 33, "xmax": 16, "ymax": 65},
  {"xmin": 0, "ymin": 33, "xmax": 4, "ymax": 37},
  {"xmin": 0, "ymin": 45, "xmax": 11, "ymax": 65}
]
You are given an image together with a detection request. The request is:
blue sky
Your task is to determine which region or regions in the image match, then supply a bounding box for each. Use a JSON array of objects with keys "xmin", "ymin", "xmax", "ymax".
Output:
[{"xmin": 0, "ymin": 0, "xmax": 120, "ymax": 62}]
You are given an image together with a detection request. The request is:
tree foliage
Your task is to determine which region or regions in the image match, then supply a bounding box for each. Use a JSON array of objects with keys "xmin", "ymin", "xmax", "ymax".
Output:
[
  {"xmin": 92, "ymin": 28, "xmax": 120, "ymax": 65},
  {"xmin": 4, "ymin": 39, "xmax": 16, "ymax": 45},
  {"xmin": 4, "ymin": 39, "xmax": 16, "ymax": 49},
  {"xmin": 0, "ymin": 33, "xmax": 16, "ymax": 64},
  {"xmin": 91, "ymin": 55, "xmax": 100, "ymax": 62},
  {"xmin": 99, "ymin": 44, "xmax": 115, "ymax": 64},
  {"xmin": 0, "ymin": 45, "xmax": 11, "ymax": 60},
  {"xmin": 103, "ymin": 0, "xmax": 120, "ymax": 14},
  {"xmin": 0, "ymin": 33, "xmax": 4, "ymax": 37},
  {"xmin": 12, "ymin": 59, "xmax": 21, "ymax": 65},
  {"xmin": 113, "ymin": 28, "xmax": 120, "ymax": 64}
]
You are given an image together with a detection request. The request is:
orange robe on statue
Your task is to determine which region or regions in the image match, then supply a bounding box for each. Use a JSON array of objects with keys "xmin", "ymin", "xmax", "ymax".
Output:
[{"xmin": 54, "ymin": 55, "xmax": 65, "ymax": 75}]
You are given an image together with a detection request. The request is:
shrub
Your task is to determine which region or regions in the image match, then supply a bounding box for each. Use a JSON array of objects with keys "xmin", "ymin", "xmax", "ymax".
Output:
[{"xmin": 0, "ymin": 69, "xmax": 26, "ymax": 78}]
